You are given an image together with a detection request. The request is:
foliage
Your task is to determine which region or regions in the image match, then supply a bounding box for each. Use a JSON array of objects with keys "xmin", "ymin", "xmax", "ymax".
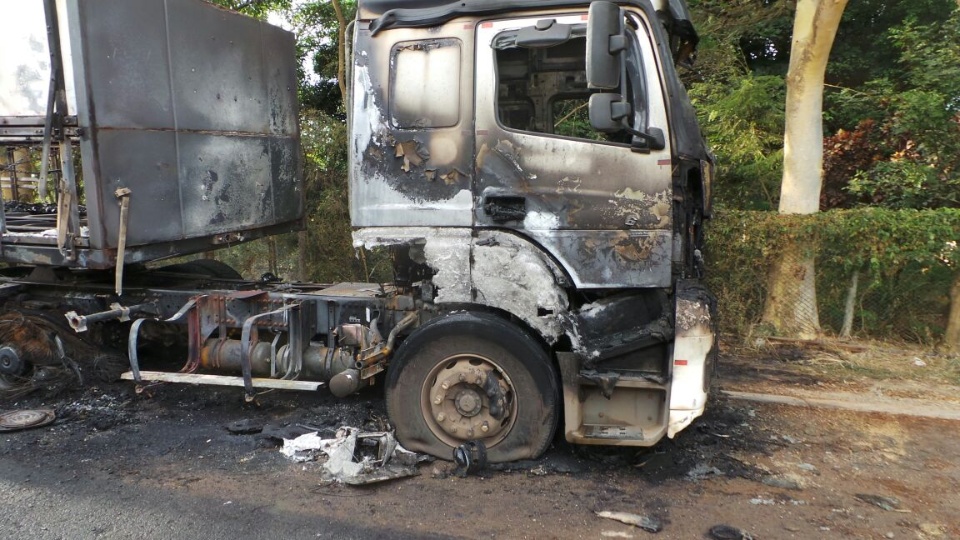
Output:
[
  {"xmin": 822, "ymin": 9, "xmax": 960, "ymax": 210},
  {"xmin": 298, "ymin": 109, "xmax": 366, "ymax": 282},
  {"xmin": 706, "ymin": 209, "xmax": 960, "ymax": 343},
  {"xmin": 211, "ymin": 0, "xmax": 292, "ymax": 19},
  {"xmin": 685, "ymin": 1, "xmax": 790, "ymax": 209},
  {"xmin": 689, "ymin": 75, "xmax": 785, "ymax": 209},
  {"xmin": 686, "ymin": 0, "xmax": 793, "ymax": 79},
  {"xmin": 820, "ymin": 119, "xmax": 884, "ymax": 208},
  {"xmin": 826, "ymin": 0, "xmax": 953, "ymax": 91},
  {"xmin": 286, "ymin": 1, "xmax": 357, "ymax": 115},
  {"xmin": 688, "ymin": 0, "xmax": 960, "ymax": 212}
]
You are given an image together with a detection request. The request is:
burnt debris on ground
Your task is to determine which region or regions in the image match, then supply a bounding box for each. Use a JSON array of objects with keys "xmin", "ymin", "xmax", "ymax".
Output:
[
  {"xmin": 567, "ymin": 394, "xmax": 774, "ymax": 485},
  {"xmin": 0, "ymin": 379, "xmax": 780, "ymax": 491}
]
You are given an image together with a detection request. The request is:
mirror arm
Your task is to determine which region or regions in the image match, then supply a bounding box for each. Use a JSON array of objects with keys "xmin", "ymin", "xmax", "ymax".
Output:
[
  {"xmin": 620, "ymin": 119, "xmax": 665, "ymax": 152},
  {"xmin": 609, "ymin": 34, "xmax": 627, "ymax": 54}
]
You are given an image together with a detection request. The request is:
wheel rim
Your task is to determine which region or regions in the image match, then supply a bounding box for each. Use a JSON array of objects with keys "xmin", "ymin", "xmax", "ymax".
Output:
[{"xmin": 420, "ymin": 353, "xmax": 518, "ymax": 448}]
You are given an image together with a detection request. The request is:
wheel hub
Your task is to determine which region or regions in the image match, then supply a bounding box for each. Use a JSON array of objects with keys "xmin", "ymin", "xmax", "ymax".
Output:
[
  {"xmin": 0, "ymin": 346, "xmax": 24, "ymax": 376},
  {"xmin": 454, "ymin": 389, "xmax": 483, "ymax": 417},
  {"xmin": 425, "ymin": 357, "xmax": 514, "ymax": 443}
]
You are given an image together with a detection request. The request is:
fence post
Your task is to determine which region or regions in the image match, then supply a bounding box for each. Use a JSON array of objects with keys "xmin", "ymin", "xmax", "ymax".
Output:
[{"xmin": 840, "ymin": 271, "xmax": 859, "ymax": 338}]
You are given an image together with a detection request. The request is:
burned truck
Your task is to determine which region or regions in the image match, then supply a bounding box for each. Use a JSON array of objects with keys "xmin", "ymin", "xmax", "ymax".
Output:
[{"xmin": 0, "ymin": 0, "xmax": 716, "ymax": 462}]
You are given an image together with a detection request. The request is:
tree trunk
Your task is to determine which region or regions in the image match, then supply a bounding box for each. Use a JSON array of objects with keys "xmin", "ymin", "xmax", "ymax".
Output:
[
  {"xmin": 298, "ymin": 230, "xmax": 308, "ymax": 282},
  {"xmin": 761, "ymin": 243, "xmax": 821, "ymax": 339},
  {"xmin": 761, "ymin": 0, "xmax": 847, "ymax": 339},
  {"xmin": 267, "ymin": 236, "xmax": 278, "ymax": 275},
  {"xmin": 780, "ymin": 0, "xmax": 848, "ymax": 211},
  {"xmin": 945, "ymin": 273, "xmax": 960, "ymax": 352}
]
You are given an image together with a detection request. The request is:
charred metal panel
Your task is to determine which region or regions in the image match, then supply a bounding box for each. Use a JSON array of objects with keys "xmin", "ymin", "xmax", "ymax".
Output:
[
  {"xmin": 557, "ymin": 352, "xmax": 669, "ymax": 447},
  {"xmin": 91, "ymin": 130, "xmax": 183, "ymax": 245},
  {"xmin": 178, "ymin": 134, "xmax": 275, "ymax": 237},
  {"xmin": 571, "ymin": 290, "xmax": 671, "ymax": 370},
  {"xmin": 0, "ymin": 0, "xmax": 301, "ymax": 269},
  {"xmin": 349, "ymin": 21, "xmax": 476, "ymax": 227},
  {"xmin": 473, "ymin": 13, "xmax": 674, "ymax": 289},
  {"xmin": 529, "ymin": 230, "xmax": 673, "ymax": 288},
  {"xmin": 354, "ymin": 228, "xmax": 569, "ymax": 342},
  {"xmin": 471, "ymin": 230, "xmax": 569, "ymax": 340},
  {"xmin": 269, "ymin": 137, "xmax": 302, "ymax": 223},
  {"xmin": 71, "ymin": 0, "xmax": 177, "ymax": 130},
  {"xmin": 165, "ymin": 0, "xmax": 271, "ymax": 134}
]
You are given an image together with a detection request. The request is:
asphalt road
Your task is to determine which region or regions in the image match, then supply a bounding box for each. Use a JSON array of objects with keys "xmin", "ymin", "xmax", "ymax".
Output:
[{"xmin": 1, "ymin": 380, "xmax": 958, "ymax": 539}]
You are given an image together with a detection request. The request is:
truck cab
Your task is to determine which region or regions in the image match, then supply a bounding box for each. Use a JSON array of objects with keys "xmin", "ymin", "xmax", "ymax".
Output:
[{"xmin": 350, "ymin": 1, "xmax": 716, "ymax": 461}]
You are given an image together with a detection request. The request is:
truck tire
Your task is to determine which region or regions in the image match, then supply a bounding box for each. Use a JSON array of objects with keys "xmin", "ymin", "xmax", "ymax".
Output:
[{"xmin": 385, "ymin": 311, "xmax": 559, "ymax": 463}]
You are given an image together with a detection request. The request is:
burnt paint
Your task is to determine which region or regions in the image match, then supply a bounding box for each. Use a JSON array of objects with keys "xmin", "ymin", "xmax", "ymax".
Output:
[{"xmin": 352, "ymin": 28, "xmax": 474, "ymax": 211}]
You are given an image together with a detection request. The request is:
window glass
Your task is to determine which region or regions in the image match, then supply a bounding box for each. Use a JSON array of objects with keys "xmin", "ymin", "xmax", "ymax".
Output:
[
  {"xmin": 390, "ymin": 40, "xmax": 461, "ymax": 129},
  {"xmin": 494, "ymin": 25, "xmax": 646, "ymax": 144}
]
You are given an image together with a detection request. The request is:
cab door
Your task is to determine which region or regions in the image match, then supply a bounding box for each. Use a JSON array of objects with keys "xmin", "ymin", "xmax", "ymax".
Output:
[{"xmin": 473, "ymin": 11, "xmax": 675, "ymax": 288}]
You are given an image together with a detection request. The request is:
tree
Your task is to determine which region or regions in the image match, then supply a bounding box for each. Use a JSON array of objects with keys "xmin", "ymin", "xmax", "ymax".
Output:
[
  {"xmin": 949, "ymin": 270, "xmax": 960, "ymax": 352},
  {"xmin": 687, "ymin": 0, "xmax": 792, "ymax": 209},
  {"xmin": 760, "ymin": 0, "xmax": 848, "ymax": 339}
]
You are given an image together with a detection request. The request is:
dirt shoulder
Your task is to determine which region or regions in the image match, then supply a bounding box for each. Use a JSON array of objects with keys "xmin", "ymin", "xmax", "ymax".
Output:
[{"xmin": 718, "ymin": 337, "xmax": 960, "ymax": 403}]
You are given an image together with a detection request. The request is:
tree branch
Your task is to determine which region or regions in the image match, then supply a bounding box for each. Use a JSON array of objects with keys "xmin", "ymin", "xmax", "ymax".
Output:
[{"xmin": 331, "ymin": 0, "xmax": 348, "ymax": 112}]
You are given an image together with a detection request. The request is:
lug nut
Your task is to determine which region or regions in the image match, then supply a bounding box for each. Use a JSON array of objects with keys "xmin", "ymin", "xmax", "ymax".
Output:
[
  {"xmin": 481, "ymin": 422, "xmax": 489, "ymax": 433},
  {"xmin": 458, "ymin": 373, "xmax": 465, "ymax": 382},
  {"xmin": 437, "ymin": 413, "xmax": 446, "ymax": 422},
  {"xmin": 434, "ymin": 395, "xmax": 443, "ymax": 405},
  {"xmin": 441, "ymin": 381, "xmax": 449, "ymax": 390}
]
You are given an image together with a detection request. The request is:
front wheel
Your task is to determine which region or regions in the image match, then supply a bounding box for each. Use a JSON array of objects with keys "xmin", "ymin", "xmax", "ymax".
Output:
[{"xmin": 385, "ymin": 312, "xmax": 559, "ymax": 463}]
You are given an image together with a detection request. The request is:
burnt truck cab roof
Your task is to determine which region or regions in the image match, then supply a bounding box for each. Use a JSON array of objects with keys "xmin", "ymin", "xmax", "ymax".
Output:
[
  {"xmin": 355, "ymin": 0, "xmax": 708, "ymax": 165},
  {"xmin": 358, "ymin": 0, "xmax": 697, "ymax": 47}
]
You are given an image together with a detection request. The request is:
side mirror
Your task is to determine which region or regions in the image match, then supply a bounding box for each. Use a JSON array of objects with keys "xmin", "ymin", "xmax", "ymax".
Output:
[
  {"xmin": 586, "ymin": 1, "xmax": 627, "ymax": 89},
  {"xmin": 589, "ymin": 93, "xmax": 631, "ymax": 132}
]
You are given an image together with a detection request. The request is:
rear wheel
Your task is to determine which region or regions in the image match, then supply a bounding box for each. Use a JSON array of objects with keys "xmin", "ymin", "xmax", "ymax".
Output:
[{"xmin": 385, "ymin": 311, "xmax": 559, "ymax": 463}]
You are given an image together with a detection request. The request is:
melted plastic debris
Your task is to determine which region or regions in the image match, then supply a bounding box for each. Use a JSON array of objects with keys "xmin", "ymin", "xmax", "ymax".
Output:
[{"xmin": 281, "ymin": 426, "xmax": 426, "ymax": 485}]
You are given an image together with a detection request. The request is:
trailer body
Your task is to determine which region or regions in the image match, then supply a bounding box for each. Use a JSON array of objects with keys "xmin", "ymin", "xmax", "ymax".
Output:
[
  {"xmin": 0, "ymin": 0, "xmax": 301, "ymax": 269},
  {"xmin": 0, "ymin": 0, "xmax": 717, "ymax": 463}
]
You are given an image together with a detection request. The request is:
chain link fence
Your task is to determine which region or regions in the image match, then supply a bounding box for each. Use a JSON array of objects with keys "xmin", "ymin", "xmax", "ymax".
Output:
[{"xmin": 705, "ymin": 212, "xmax": 959, "ymax": 347}]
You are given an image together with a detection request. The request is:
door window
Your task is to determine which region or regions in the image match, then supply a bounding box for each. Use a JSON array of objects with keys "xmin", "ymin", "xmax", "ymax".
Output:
[{"xmin": 492, "ymin": 24, "xmax": 647, "ymax": 145}]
